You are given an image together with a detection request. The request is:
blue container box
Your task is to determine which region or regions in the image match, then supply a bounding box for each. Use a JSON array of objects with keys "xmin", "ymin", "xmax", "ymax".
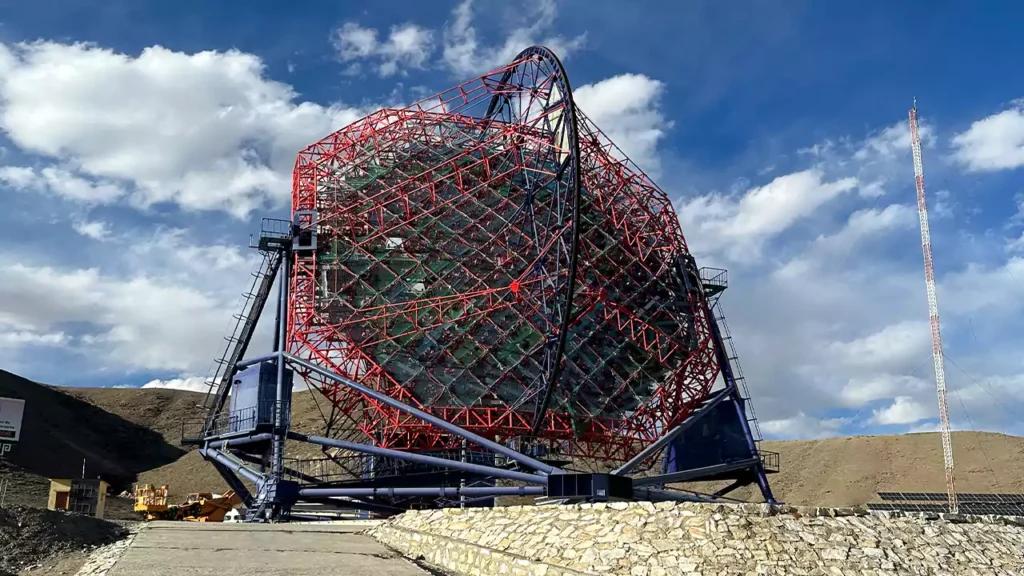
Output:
[{"xmin": 228, "ymin": 361, "xmax": 293, "ymax": 434}]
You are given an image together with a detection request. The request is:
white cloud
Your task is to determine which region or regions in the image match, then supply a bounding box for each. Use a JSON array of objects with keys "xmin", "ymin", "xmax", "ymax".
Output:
[
  {"xmin": 141, "ymin": 376, "xmax": 209, "ymax": 393},
  {"xmin": 854, "ymin": 118, "xmax": 934, "ymax": 163},
  {"xmin": 1, "ymin": 263, "xmax": 226, "ymax": 372},
  {"xmin": 0, "ymin": 165, "xmax": 34, "ymax": 187},
  {"xmin": 0, "ymin": 165, "xmax": 125, "ymax": 204},
  {"xmin": 442, "ymin": 0, "xmax": 586, "ymax": 76},
  {"xmin": 951, "ymin": 102, "xmax": 1024, "ymax": 171},
  {"xmin": 839, "ymin": 374, "xmax": 931, "ymax": 408},
  {"xmin": 574, "ymin": 74, "xmax": 669, "ymax": 174},
  {"xmin": 0, "ymin": 225, "xmax": 266, "ymax": 374},
  {"xmin": 689, "ymin": 119, "xmax": 1003, "ymax": 438},
  {"xmin": 932, "ymin": 189, "xmax": 954, "ymax": 219},
  {"xmin": 939, "ymin": 257, "xmax": 1024, "ymax": 316},
  {"xmin": 0, "ymin": 41, "xmax": 369, "ymax": 217},
  {"xmin": 332, "ymin": 22, "xmax": 434, "ymax": 77},
  {"xmin": 828, "ymin": 320, "xmax": 931, "ymax": 374},
  {"xmin": 0, "ymin": 327, "xmax": 68, "ymax": 348},
  {"xmin": 72, "ymin": 219, "xmax": 112, "ymax": 240},
  {"xmin": 870, "ymin": 396, "xmax": 933, "ymax": 425},
  {"xmin": 811, "ymin": 204, "xmax": 917, "ymax": 255},
  {"xmin": 678, "ymin": 169, "xmax": 858, "ymax": 262},
  {"xmin": 142, "ymin": 373, "xmax": 312, "ymax": 394},
  {"xmin": 760, "ymin": 412, "xmax": 850, "ymax": 440}
]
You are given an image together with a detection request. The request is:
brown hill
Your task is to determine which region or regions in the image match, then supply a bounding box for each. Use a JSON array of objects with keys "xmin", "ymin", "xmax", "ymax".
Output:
[
  {"xmin": 2, "ymin": 369, "xmax": 1023, "ymax": 509},
  {"xmin": 754, "ymin": 431, "xmax": 1024, "ymax": 506}
]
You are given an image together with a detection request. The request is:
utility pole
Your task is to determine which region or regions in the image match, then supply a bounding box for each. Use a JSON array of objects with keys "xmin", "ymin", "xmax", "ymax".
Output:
[{"xmin": 909, "ymin": 99, "xmax": 958, "ymax": 514}]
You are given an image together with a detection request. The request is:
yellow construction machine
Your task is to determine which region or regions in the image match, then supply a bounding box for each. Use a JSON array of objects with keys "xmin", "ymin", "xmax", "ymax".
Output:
[
  {"xmin": 175, "ymin": 491, "xmax": 243, "ymax": 522},
  {"xmin": 134, "ymin": 484, "xmax": 170, "ymax": 520},
  {"xmin": 133, "ymin": 484, "xmax": 242, "ymax": 522}
]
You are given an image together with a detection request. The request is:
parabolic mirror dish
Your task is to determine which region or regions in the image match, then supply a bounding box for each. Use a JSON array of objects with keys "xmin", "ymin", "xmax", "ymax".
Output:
[{"xmin": 288, "ymin": 46, "xmax": 720, "ymax": 461}]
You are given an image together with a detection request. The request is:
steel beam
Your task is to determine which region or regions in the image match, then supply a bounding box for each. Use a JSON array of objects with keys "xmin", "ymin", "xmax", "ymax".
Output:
[
  {"xmin": 203, "ymin": 447, "xmax": 265, "ymax": 486},
  {"xmin": 291, "ymin": 432, "xmax": 548, "ymax": 484},
  {"xmin": 299, "ymin": 486, "xmax": 545, "ymax": 498},
  {"xmin": 209, "ymin": 458, "xmax": 254, "ymax": 506},
  {"xmin": 206, "ymin": 433, "xmax": 274, "ymax": 450},
  {"xmin": 272, "ymin": 254, "xmax": 291, "ymax": 488},
  {"xmin": 631, "ymin": 458, "xmax": 761, "ymax": 487},
  {"xmin": 237, "ymin": 353, "xmax": 281, "ymax": 371},
  {"xmin": 282, "ymin": 352, "xmax": 562, "ymax": 475}
]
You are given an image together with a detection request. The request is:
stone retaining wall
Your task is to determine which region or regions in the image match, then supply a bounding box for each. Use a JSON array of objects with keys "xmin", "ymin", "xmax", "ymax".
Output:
[{"xmin": 371, "ymin": 502, "xmax": 1024, "ymax": 576}]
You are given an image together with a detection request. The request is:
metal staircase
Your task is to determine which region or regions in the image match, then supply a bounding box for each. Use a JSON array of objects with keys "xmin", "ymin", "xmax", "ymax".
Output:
[
  {"xmin": 202, "ymin": 244, "xmax": 285, "ymax": 435},
  {"xmin": 707, "ymin": 297, "xmax": 765, "ymax": 445}
]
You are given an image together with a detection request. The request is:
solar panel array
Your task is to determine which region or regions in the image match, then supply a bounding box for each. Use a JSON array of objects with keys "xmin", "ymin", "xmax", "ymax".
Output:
[
  {"xmin": 877, "ymin": 492, "xmax": 1024, "ymax": 503},
  {"xmin": 869, "ymin": 492, "xmax": 1024, "ymax": 516}
]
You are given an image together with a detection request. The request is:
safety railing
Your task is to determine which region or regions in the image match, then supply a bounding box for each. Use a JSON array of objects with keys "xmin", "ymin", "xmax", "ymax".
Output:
[
  {"xmin": 699, "ymin": 267, "xmax": 728, "ymax": 289},
  {"xmin": 181, "ymin": 400, "xmax": 291, "ymax": 443},
  {"xmin": 759, "ymin": 450, "xmax": 780, "ymax": 473}
]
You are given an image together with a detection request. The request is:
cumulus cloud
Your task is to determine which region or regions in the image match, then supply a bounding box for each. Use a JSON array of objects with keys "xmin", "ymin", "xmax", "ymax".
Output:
[
  {"xmin": 684, "ymin": 115, "xmax": 1024, "ymax": 438},
  {"xmin": 0, "ymin": 326, "xmax": 68, "ymax": 348},
  {"xmin": 939, "ymin": 257, "xmax": 1024, "ymax": 316},
  {"xmin": 760, "ymin": 412, "xmax": 851, "ymax": 440},
  {"xmin": 442, "ymin": 0, "xmax": 586, "ymax": 76},
  {"xmin": 0, "ymin": 165, "xmax": 125, "ymax": 204},
  {"xmin": 951, "ymin": 101, "xmax": 1024, "ymax": 172},
  {"xmin": 871, "ymin": 396, "xmax": 933, "ymax": 425},
  {"xmin": 810, "ymin": 204, "xmax": 917, "ymax": 256},
  {"xmin": 827, "ymin": 321, "xmax": 932, "ymax": 375},
  {"xmin": 0, "ymin": 41, "xmax": 370, "ymax": 218},
  {"xmin": 72, "ymin": 219, "xmax": 112, "ymax": 240},
  {"xmin": 839, "ymin": 374, "xmax": 932, "ymax": 409},
  {"xmin": 854, "ymin": 118, "xmax": 935, "ymax": 163},
  {"xmin": 142, "ymin": 374, "xmax": 312, "ymax": 394},
  {"xmin": 0, "ymin": 226, "xmax": 268, "ymax": 375},
  {"xmin": 574, "ymin": 74, "xmax": 669, "ymax": 174},
  {"xmin": 332, "ymin": 22, "xmax": 434, "ymax": 77},
  {"xmin": 141, "ymin": 376, "xmax": 210, "ymax": 393},
  {"xmin": 678, "ymin": 169, "xmax": 858, "ymax": 262}
]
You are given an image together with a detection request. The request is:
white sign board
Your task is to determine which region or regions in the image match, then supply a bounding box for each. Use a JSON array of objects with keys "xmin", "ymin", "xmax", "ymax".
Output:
[{"xmin": 0, "ymin": 397, "xmax": 25, "ymax": 442}]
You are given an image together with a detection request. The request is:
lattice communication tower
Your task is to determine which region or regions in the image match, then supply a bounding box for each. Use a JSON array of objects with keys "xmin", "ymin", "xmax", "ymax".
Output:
[
  {"xmin": 286, "ymin": 48, "xmax": 723, "ymax": 463},
  {"xmin": 909, "ymin": 101, "xmax": 958, "ymax": 513}
]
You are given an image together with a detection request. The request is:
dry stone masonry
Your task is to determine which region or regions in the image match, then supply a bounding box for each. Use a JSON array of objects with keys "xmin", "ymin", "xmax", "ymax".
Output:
[{"xmin": 371, "ymin": 501, "xmax": 1024, "ymax": 576}]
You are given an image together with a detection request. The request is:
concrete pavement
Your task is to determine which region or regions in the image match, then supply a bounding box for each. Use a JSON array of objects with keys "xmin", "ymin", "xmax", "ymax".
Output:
[{"xmin": 104, "ymin": 521, "xmax": 436, "ymax": 576}]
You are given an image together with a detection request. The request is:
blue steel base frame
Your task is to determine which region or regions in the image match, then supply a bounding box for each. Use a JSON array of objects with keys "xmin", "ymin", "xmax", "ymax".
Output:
[
  {"xmin": 196, "ymin": 348, "xmax": 777, "ymax": 520},
  {"xmin": 190, "ymin": 220, "xmax": 778, "ymax": 522}
]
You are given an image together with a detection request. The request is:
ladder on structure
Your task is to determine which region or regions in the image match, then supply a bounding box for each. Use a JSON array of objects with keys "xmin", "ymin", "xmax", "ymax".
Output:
[
  {"xmin": 202, "ymin": 248, "xmax": 285, "ymax": 435},
  {"xmin": 706, "ymin": 297, "xmax": 765, "ymax": 448}
]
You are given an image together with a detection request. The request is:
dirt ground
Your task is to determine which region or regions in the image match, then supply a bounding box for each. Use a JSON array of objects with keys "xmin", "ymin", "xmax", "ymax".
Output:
[{"xmin": 0, "ymin": 505, "xmax": 128, "ymax": 575}]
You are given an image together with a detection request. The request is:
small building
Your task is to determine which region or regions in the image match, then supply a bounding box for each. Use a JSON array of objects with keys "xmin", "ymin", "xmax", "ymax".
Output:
[{"xmin": 47, "ymin": 478, "xmax": 109, "ymax": 519}]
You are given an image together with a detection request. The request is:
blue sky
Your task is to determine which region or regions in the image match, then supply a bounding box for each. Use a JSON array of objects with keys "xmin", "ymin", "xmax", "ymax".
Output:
[{"xmin": 1, "ymin": 0, "xmax": 1024, "ymax": 441}]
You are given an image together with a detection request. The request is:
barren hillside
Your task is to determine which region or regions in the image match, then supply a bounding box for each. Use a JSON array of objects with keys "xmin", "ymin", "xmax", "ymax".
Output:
[
  {"xmin": 755, "ymin": 431, "xmax": 1024, "ymax": 506},
  {"xmin": 2, "ymin": 368, "xmax": 1023, "ymax": 509}
]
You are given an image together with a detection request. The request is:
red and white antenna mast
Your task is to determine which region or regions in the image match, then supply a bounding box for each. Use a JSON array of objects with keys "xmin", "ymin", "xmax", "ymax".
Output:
[{"xmin": 909, "ymin": 99, "xmax": 958, "ymax": 514}]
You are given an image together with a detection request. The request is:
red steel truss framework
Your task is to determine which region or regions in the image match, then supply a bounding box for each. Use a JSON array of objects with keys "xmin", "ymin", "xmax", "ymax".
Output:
[{"xmin": 287, "ymin": 47, "xmax": 720, "ymax": 462}]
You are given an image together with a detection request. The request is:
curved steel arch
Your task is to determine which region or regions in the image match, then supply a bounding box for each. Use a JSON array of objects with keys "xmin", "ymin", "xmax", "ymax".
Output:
[{"xmin": 485, "ymin": 45, "xmax": 584, "ymax": 435}]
